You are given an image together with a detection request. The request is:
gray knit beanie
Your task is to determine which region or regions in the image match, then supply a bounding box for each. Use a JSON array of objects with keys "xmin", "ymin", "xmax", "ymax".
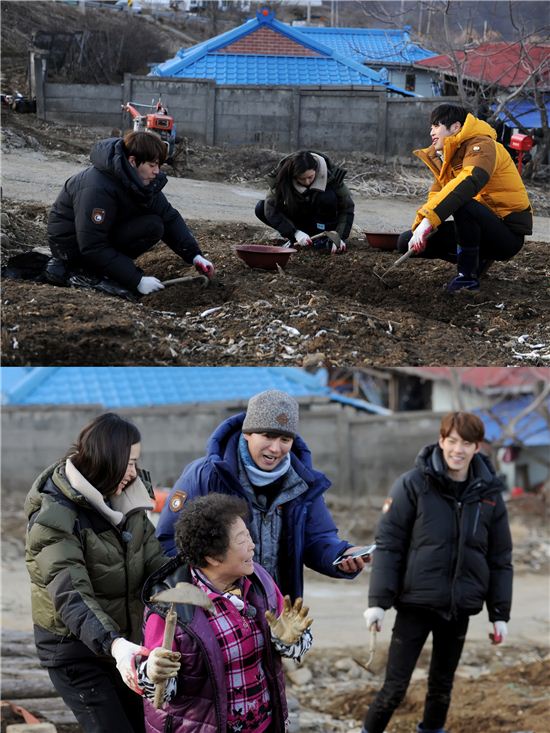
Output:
[{"xmin": 242, "ymin": 390, "xmax": 299, "ymax": 438}]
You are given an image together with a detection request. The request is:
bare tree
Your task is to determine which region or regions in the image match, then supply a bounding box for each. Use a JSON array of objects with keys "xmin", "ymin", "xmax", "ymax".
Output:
[{"xmin": 356, "ymin": 1, "xmax": 550, "ymax": 179}]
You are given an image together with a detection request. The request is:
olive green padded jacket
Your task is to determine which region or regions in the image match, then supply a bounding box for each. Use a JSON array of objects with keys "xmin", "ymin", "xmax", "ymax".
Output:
[{"xmin": 25, "ymin": 460, "xmax": 167, "ymax": 666}]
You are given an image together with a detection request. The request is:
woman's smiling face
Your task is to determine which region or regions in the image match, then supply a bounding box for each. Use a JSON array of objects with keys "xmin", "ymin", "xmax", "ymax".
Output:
[
  {"xmin": 217, "ymin": 517, "xmax": 256, "ymax": 580},
  {"xmin": 113, "ymin": 442, "xmax": 141, "ymax": 496}
]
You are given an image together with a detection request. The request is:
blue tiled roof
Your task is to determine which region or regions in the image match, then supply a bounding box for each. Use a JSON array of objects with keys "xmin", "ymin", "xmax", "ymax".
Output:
[
  {"xmin": 1, "ymin": 367, "xmax": 389, "ymax": 414},
  {"xmin": 150, "ymin": 8, "xmax": 416, "ymax": 95},
  {"xmin": 475, "ymin": 396, "xmax": 550, "ymax": 447},
  {"xmin": 0, "ymin": 367, "xmax": 32, "ymax": 403},
  {"xmin": 298, "ymin": 27, "xmax": 436, "ymax": 65},
  {"xmin": 161, "ymin": 53, "xmax": 385, "ymax": 86}
]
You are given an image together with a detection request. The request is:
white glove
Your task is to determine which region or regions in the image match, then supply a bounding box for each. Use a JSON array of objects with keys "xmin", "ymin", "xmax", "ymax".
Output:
[
  {"xmin": 294, "ymin": 230, "xmax": 313, "ymax": 247},
  {"xmin": 111, "ymin": 638, "xmax": 148, "ymax": 694},
  {"xmin": 489, "ymin": 621, "xmax": 508, "ymax": 645},
  {"xmin": 137, "ymin": 276, "xmax": 165, "ymax": 295},
  {"xmin": 193, "ymin": 254, "xmax": 215, "ymax": 277},
  {"xmin": 363, "ymin": 606, "xmax": 385, "ymax": 632},
  {"xmin": 146, "ymin": 646, "xmax": 181, "ymax": 684},
  {"xmin": 331, "ymin": 239, "xmax": 347, "ymax": 254},
  {"xmin": 408, "ymin": 218, "xmax": 433, "ymax": 254}
]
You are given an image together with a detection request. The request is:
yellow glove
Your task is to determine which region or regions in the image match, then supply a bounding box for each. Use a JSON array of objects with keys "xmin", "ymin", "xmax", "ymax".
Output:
[
  {"xmin": 265, "ymin": 596, "xmax": 313, "ymax": 645},
  {"xmin": 146, "ymin": 647, "xmax": 181, "ymax": 684}
]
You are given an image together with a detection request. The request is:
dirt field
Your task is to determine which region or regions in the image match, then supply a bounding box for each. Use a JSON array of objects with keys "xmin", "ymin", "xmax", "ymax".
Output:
[
  {"xmin": 2, "ymin": 205, "xmax": 550, "ymax": 367},
  {"xmin": 2, "ymin": 99, "xmax": 550, "ymax": 368}
]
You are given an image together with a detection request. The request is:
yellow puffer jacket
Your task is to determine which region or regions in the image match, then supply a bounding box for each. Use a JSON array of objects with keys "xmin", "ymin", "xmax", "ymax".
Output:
[{"xmin": 412, "ymin": 113, "xmax": 532, "ymax": 235}]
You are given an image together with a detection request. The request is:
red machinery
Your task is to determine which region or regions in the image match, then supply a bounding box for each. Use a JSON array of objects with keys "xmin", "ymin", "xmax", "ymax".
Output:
[
  {"xmin": 122, "ymin": 98, "xmax": 177, "ymax": 161},
  {"xmin": 509, "ymin": 132, "xmax": 534, "ymax": 175}
]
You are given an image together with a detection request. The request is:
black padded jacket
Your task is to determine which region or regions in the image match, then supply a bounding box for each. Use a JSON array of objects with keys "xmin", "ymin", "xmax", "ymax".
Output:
[
  {"xmin": 368, "ymin": 444, "xmax": 512, "ymax": 622},
  {"xmin": 47, "ymin": 137, "xmax": 201, "ymax": 289}
]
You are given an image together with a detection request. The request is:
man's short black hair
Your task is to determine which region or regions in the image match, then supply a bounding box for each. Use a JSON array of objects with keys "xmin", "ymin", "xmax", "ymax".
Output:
[
  {"xmin": 123, "ymin": 130, "xmax": 167, "ymax": 166},
  {"xmin": 430, "ymin": 103, "xmax": 471, "ymax": 129}
]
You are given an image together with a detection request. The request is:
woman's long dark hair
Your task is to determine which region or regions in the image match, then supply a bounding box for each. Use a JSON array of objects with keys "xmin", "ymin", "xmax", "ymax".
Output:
[
  {"xmin": 68, "ymin": 413, "xmax": 141, "ymax": 497},
  {"xmin": 274, "ymin": 150, "xmax": 318, "ymax": 218}
]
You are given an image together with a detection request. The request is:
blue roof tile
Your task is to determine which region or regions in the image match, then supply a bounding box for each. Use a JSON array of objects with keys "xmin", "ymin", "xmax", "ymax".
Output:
[
  {"xmin": 1, "ymin": 367, "xmax": 389, "ymax": 414},
  {"xmin": 150, "ymin": 9, "xmax": 419, "ymax": 95},
  {"xmin": 298, "ymin": 27, "xmax": 436, "ymax": 65}
]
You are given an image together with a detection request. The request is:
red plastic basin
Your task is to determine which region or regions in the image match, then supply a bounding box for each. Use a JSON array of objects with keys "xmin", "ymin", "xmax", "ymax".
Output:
[
  {"xmin": 365, "ymin": 232, "xmax": 399, "ymax": 250},
  {"xmin": 235, "ymin": 244, "xmax": 297, "ymax": 270}
]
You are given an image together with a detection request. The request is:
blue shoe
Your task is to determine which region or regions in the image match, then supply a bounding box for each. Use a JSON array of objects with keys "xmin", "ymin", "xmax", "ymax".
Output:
[{"xmin": 445, "ymin": 274, "xmax": 480, "ymax": 292}]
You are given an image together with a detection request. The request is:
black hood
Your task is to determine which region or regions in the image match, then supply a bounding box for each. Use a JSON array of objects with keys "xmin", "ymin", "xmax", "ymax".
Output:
[
  {"xmin": 90, "ymin": 137, "xmax": 168, "ymax": 201},
  {"xmin": 415, "ymin": 442, "xmax": 504, "ymax": 498}
]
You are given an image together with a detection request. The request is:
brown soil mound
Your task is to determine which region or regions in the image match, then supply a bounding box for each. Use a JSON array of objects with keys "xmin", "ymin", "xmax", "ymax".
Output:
[{"xmin": 2, "ymin": 205, "xmax": 549, "ymax": 366}]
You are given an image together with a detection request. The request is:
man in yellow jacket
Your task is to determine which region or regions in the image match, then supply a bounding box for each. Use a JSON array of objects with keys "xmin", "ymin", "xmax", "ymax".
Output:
[{"xmin": 397, "ymin": 103, "xmax": 532, "ymax": 292}]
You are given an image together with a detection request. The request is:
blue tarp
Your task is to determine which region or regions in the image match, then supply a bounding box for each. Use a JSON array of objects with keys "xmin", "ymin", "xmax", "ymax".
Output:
[
  {"xmin": 493, "ymin": 95, "xmax": 550, "ymax": 129},
  {"xmin": 476, "ymin": 395, "xmax": 550, "ymax": 446}
]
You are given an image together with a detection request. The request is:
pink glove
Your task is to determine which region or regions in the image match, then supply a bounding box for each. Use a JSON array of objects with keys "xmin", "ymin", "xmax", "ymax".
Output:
[
  {"xmin": 408, "ymin": 218, "xmax": 433, "ymax": 254},
  {"xmin": 193, "ymin": 254, "xmax": 215, "ymax": 278}
]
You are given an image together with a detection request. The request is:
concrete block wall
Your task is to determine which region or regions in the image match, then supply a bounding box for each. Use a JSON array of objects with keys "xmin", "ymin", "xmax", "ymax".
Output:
[
  {"xmin": 41, "ymin": 82, "xmax": 123, "ymax": 128},
  {"xmin": 1, "ymin": 403, "xmax": 441, "ymax": 498},
  {"xmin": 214, "ymin": 86, "xmax": 294, "ymax": 147},
  {"xmin": 123, "ymin": 76, "xmax": 215, "ymax": 142},
  {"xmin": 34, "ymin": 57, "xmax": 459, "ymax": 159}
]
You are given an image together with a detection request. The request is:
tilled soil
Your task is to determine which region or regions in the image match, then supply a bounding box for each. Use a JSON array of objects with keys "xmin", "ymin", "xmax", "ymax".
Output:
[
  {"xmin": 1, "ymin": 203, "xmax": 549, "ymax": 366},
  {"xmin": 293, "ymin": 644, "xmax": 549, "ymax": 733}
]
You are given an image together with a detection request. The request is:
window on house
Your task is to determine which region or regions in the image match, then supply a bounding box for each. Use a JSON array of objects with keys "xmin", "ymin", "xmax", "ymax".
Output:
[{"xmin": 405, "ymin": 72, "xmax": 416, "ymax": 92}]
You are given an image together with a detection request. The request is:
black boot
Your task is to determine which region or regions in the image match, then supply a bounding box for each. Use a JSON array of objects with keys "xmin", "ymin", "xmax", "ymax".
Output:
[
  {"xmin": 445, "ymin": 245, "xmax": 480, "ymax": 292},
  {"xmin": 44, "ymin": 257, "xmax": 70, "ymax": 286}
]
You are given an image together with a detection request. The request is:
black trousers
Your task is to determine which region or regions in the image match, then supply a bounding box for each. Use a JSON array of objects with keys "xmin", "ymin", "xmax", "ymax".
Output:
[
  {"xmin": 48, "ymin": 658, "xmax": 145, "ymax": 733},
  {"xmin": 255, "ymin": 189, "xmax": 339, "ymax": 238},
  {"xmin": 397, "ymin": 200, "xmax": 524, "ymax": 263},
  {"xmin": 362, "ymin": 607, "xmax": 469, "ymax": 733}
]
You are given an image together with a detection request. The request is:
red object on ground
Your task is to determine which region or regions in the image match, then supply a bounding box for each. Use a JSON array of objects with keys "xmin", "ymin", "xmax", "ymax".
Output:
[
  {"xmin": 235, "ymin": 244, "xmax": 297, "ymax": 270},
  {"xmin": 365, "ymin": 232, "xmax": 399, "ymax": 250},
  {"xmin": 511, "ymin": 486, "xmax": 525, "ymax": 498}
]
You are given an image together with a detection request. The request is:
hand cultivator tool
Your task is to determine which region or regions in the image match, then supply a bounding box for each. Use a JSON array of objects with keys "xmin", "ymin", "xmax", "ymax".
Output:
[
  {"xmin": 353, "ymin": 626, "xmax": 378, "ymax": 674},
  {"xmin": 161, "ymin": 274, "xmax": 210, "ymax": 288},
  {"xmin": 374, "ymin": 248, "xmax": 414, "ymax": 284},
  {"xmin": 149, "ymin": 582, "xmax": 214, "ymax": 708},
  {"xmin": 282, "ymin": 231, "xmax": 341, "ymax": 250}
]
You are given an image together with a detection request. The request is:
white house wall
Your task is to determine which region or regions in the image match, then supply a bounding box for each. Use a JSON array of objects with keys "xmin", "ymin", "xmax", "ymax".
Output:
[{"xmin": 431, "ymin": 382, "xmax": 492, "ymax": 412}]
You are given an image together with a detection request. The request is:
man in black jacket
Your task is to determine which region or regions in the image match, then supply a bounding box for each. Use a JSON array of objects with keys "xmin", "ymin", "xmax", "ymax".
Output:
[
  {"xmin": 46, "ymin": 131, "xmax": 214, "ymax": 296},
  {"xmin": 361, "ymin": 411, "xmax": 513, "ymax": 733}
]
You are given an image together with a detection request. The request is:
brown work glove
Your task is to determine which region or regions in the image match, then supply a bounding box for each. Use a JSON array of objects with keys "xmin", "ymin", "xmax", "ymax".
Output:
[
  {"xmin": 265, "ymin": 596, "xmax": 313, "ymax": 645},
  {"xmin": 146, "ymin": 647, "xmax": 181, "ymax": 684}
]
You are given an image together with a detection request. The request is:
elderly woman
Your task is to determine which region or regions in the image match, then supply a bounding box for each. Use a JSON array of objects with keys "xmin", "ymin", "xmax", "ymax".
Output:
[
  {"xmin": 255, "ymin": 150, "xmax": 354, "ymax": 253},
  {"xmin": 25, "ymin": 412, "xmax": 167, "ymax": 733},
  {"xmin": 138, "ymin": 493, "xmax": 313, "ymax": 733}
]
